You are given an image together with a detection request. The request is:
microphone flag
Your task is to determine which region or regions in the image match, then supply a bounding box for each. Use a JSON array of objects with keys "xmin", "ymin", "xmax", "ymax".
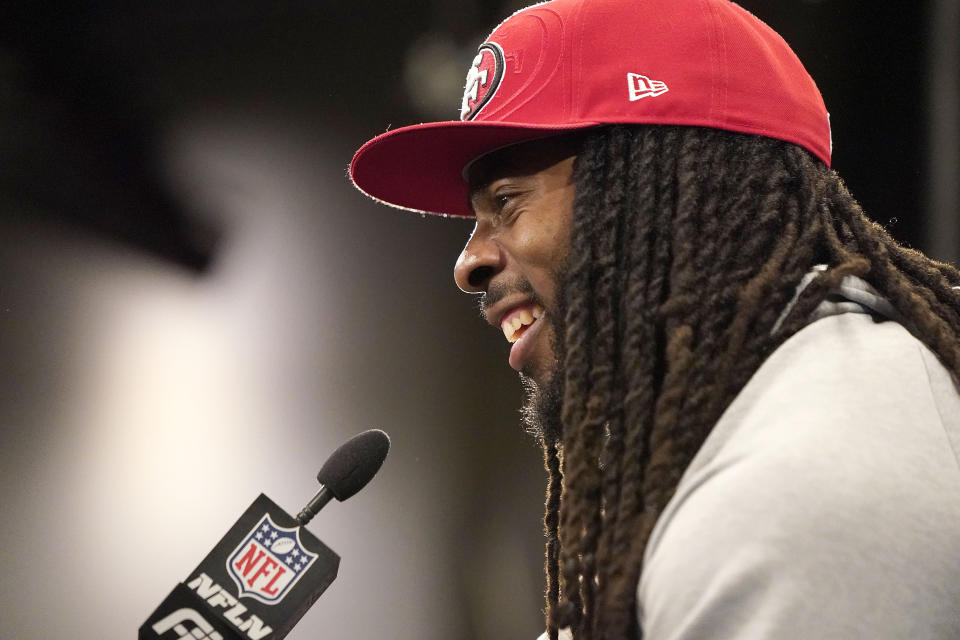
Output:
[{"xmin": 140, "ymin": 494, "xmax": 340, "ymax": 640}]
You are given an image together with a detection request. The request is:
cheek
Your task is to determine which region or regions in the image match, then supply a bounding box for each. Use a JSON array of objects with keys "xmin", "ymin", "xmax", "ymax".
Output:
[
  {"xmin": 512, "ymin": 223, "xmax": 567, "ymax": 283},
  {"xmin": 516, "ymin": 197, "xmax": 574, "ymax": 267},
  {"xmin": 513, "ymin": 227, "xmax": 560, "ymax": 263},
  {"xmin": 512, "ymin": 219, "xmax": 570, "ymax": 307}
]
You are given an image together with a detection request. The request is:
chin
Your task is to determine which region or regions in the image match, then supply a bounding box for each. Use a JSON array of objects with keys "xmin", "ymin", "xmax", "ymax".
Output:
[
  {"xmin": 519, "ymin": 364, "xmax": 564, "ymax": 445},
  {"xmin": 522, "ymin": 366, "xmax": 550, "ymax": 389},
  {"xmin": 520, "ymin": 357, "xmax": 555, "ymax": 389}
]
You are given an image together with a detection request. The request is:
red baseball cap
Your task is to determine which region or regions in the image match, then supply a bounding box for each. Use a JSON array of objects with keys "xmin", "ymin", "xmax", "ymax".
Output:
[{"xmin": 350, "ymin": 0, "xmax": 831, "ymax": 217}]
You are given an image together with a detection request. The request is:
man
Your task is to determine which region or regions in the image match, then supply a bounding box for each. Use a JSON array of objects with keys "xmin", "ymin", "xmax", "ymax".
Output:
[{"xmin": 350, "ymin": 0, "xmax": 960, "ymax": 638}]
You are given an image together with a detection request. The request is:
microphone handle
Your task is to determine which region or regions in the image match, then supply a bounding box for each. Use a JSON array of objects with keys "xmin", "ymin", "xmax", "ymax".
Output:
[
  {"xmin": 296, "ymin": 486, "xmax": 334, "ymax": 526},
  {"xmin": 141, "ymin": 493, "xmax": 340, "ymax": 640}
]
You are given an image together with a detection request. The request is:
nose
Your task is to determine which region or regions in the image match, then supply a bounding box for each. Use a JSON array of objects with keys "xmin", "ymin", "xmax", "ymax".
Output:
[{"xmin": 454, "ymin": 227, "xmax": 503, "ymax": 293}]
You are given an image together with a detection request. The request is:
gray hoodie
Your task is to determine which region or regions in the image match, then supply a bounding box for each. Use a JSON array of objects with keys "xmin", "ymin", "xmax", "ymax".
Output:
[{"xmin": 639, "ymin": 273, "xmax": 960, "ymax": 638}]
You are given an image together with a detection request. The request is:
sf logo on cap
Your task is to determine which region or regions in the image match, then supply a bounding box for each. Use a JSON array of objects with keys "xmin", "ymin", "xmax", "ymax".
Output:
[{"xmin": 461, "ymin": 42, "xmax": 505, "ymax": 121}]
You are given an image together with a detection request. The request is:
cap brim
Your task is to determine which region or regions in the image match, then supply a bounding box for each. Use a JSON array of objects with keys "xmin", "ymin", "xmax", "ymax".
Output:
[{"xmin": 349, "ymin": 120, "xmax": 599, "ymax": 217}]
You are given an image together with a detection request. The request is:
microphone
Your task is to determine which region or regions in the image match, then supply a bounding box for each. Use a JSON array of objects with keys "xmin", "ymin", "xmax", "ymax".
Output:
[
  {"xmin": 297, "ymin": 429, "xmax": 390, "ymax": 525},
  {"xmin": 140, "ymin": 429, "xmax": 391, "ymax": 640}
]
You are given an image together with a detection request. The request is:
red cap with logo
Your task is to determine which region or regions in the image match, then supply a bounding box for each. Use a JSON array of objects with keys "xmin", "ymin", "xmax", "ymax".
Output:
[{"xmin": 350, "ymin": 0, "xmax": 831, "ymax": 217}]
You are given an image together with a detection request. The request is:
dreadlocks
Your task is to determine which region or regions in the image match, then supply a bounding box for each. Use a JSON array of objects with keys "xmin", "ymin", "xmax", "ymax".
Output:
[{"xmin": 540, "ymin": 124, "xmax": 960, "ymax": 640}]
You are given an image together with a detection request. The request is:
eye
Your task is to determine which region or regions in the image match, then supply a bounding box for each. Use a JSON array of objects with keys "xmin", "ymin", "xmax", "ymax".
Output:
[{"xmin": 494, "ymin": 189, "xmax": 523, "ymax": 216}]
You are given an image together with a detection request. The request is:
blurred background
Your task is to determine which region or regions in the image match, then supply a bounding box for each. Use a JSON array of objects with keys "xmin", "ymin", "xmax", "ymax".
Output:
[{"xmin": 0, "ymin": 1, "xmax": 957, "ymax": 639}]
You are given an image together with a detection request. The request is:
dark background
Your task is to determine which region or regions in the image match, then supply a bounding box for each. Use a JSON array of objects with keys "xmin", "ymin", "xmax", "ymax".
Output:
[{"xmin": 1, "ymin": 2, "xmax": 957, "ymax": 639}]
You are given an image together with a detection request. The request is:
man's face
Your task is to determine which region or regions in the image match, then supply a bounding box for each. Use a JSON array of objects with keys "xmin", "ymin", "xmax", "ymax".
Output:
[{"xmin": 454, "ymin": 136, "xmax": 579, "ymax": 387}]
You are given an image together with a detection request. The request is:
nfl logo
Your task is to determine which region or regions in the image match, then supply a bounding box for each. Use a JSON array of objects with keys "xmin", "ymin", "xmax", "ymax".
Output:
[{"xmin": 226, "ymin": 513, "xmax": 318, "ymax": 605}]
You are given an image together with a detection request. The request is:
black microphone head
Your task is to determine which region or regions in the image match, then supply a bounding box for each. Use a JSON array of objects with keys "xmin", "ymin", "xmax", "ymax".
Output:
[{"xmin": 317, "ymin": 429, "xmax": 391, "ymax": 501}]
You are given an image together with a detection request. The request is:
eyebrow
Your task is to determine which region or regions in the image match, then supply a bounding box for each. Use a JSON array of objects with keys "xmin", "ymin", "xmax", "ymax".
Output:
[{"xmin": 467, "ymin": 175, "xmax": 501, "ymax": 217}]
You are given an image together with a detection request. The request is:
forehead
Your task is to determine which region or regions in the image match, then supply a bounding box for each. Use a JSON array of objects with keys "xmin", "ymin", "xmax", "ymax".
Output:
[{"xmin": 466, "ymin": 133, "xmax": 585, "ymax": 194}]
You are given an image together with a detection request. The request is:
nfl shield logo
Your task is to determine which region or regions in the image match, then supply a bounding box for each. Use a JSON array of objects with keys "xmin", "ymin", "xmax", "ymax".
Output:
[{"xmin": 226, "ymin": 513, "xmax": 318, "ymax": 605}]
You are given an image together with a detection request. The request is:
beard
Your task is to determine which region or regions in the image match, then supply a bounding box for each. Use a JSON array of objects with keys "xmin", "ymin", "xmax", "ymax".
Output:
[
  {"xmin": 520, "ymin": 266, "xmax": 569, "ymax": 447},
  {"xmin": 520, "ymin": 368, "xmax": 564, "ymax": 446}
]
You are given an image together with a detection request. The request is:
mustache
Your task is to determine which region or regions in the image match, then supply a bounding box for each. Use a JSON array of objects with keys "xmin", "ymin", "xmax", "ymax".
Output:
[{"xmin": 477, "ymin": 277, "xmax": 542, "ymax": 317}]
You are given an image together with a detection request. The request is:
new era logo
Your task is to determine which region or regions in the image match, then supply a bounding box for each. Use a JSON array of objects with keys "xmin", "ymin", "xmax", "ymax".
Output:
[{"xmin": 627, "ymin": 73, "xmax": 668, "ymax": 101}]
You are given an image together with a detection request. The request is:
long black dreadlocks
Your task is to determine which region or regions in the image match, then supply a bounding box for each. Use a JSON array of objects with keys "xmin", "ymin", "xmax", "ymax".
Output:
[{"xmin": 540, "ymin": 124, "xmax": 960, "ymax": 640}]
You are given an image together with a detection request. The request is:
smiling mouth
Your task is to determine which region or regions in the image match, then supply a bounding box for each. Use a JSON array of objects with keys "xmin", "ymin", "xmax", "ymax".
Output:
[{"xmin": 500, "ymin": 304, "xmax": 544, "ymax": 342}]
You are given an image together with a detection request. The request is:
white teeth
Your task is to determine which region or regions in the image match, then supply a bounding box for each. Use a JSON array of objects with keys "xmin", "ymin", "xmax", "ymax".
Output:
[{"xmin": 500, "ymin": 305, "xmax": 546, "ymax": 344}]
